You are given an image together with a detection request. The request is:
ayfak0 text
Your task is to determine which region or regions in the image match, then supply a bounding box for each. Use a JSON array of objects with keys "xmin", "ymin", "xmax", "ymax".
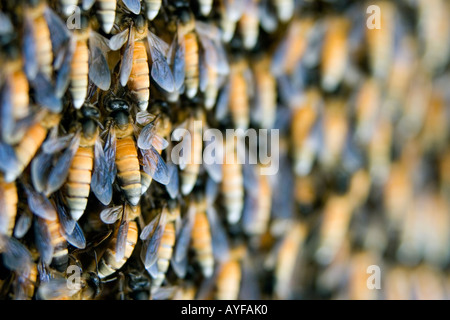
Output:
[{"xmin": 181, "ymin": 304, "xmax": 268, "ymax": 316}]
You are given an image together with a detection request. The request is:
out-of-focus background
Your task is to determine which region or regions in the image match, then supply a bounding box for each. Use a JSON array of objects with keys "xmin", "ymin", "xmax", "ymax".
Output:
[{"xmin": 0, "ymin": 0, "xmax": 449, "ymax": 300}]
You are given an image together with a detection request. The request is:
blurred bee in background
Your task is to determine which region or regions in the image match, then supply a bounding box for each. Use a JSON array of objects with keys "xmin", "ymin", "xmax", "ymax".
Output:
[
  {"xmin": 238, "ymin": 0, "xmax": 259, "ymax": 50},
  {"xmin": 242, "ymin": 163, "xmax": 272, "ymax": 238},
  {"xmin": 251, "ymin": 55, "xmax": 277, "ymax": 129},
  {"xmin": 0, "ymin": 111, "xmax": 61, "ymax": 183},
  {"xmin": 0, "ymin": 46, "xmax": 32, "ymax": 145},
  {"xmin": 173, "ymin": 193, "xmax": 230, "ymax": 279},
  {"xmin": 140, "ymin": 202, "xmax": 179, "ymax": 290},
  {"xmin": 0, "ymin": 176, "xmax": 18, "ymax": 238},
  {"xmin": 220, "ymin": 137, "xmax": 244, "ymax": 225},
  {"xmin": 290, "ymin": 89, "xmax": 322, "ymax": 176},
  {"xmin": 196, "ymin": 21, "xmax": 230, "ymax": 110},
  {"xmin": 172, "ymin": 108, "xmax": 204, "ymax": 195},
  {"xmin": 320, "ymin": 16, "xmax": 350, "ymax": 92},
  {"xmin": 216, "ymin": 58, "xmax": 252, "ymax": 130},
  {"xmin": 173, "ymin": 4, "xmax": 199, "ymax": 99}
]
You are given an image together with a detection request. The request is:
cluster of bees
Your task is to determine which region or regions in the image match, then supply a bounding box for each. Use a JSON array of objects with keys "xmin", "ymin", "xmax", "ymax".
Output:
[{"xmin": 0, "ymin": 0, "xmax": 449, "ymax": 300}]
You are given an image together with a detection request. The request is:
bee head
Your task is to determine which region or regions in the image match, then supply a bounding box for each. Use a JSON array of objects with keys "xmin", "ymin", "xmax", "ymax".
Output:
[
  {"xmin": 106, "ymin": 98, "xmax": 131, "ymax": 126},
  {"xmin": 135, "ymin": 14, "xmax": 146, "ymax": 30},
  {"xmin": 78, "ymin": 104, "xmax": 101, "ymax": 137}
]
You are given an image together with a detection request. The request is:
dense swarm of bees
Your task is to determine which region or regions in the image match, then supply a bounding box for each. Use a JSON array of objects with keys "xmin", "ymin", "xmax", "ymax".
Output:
[{"xmin": 0, "ymin": 0, "xmax": 449, "ymax": 300}]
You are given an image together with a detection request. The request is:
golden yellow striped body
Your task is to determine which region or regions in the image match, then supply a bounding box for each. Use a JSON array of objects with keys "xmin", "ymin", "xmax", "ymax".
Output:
[
  {"xmin": 204, "ymin": 65, "xmax": 219, "ymax": 110},
  {"xmin": 11, "ymin": 68, "xmax": 29, "ymax": 123},
  {"xmin": 45, "ymin": 216, "xmax": 68, "ymax": 272},
  {"xmin": 221, "ymin": 140, "xmax": 244, "ymax": 224},
  {"xmin": 96, "ymin": 0, "xmax": 116, "ymax": 34},
  {"xmin": 254, "ymin": 57, "xmax": 276, "ymax": 128},
  {"xmin": 144, "ymin": 0, "xmax": 161, "ymax": 20},
  {"xmin": 239, "ymin": 8, "xmax": 259, "ymax": 50},
  {"xmin": 192, "ymin": 202, "xmax": 214, "ymax": 277},
  {"xmin": 70, "ymin": 36, "xmax": 89, "ymax": 109},
  {"xmin": 321, "ymin": 17, "xmax": 349, "ymax": 91},
  {"xmin": 9, "ymin": 113, "xmax": 61, "ymax": 182},
  {"xmin": 64, "ymin": 133, "xmax": 96, "ymax": 221},
  {"xmin": 216, "ymin": 260, "xmax": 241, "ymax": 300},
  {"xmin": 98, "ymin": 220, "xmax": 138, "ymax": 279},
  {"xmin": 229, "ymin": 62, "xmax": 249, "ymax": 130},
  {"xmin": 129, "ymin": 40, "xmax": 150, "ymax": 111},
  {"xmin": 366, "ymin": 1, "xmax": 395, "ymax": 80},
  {"xmin": 275, "ymin": 222, "xmax": 307, "ymax": 299},
  {"xmin": 0, "ymin": 178, "xmax": 18, "ymax": 237},
  {"xmin": 181, "ymin": 115, "xmax": 203, "ymax": 195},
  {"xmin": 152, "ymin": 221, "xmax": 176, "ymax": 288},
  {"xmin": 115, "ymin": 124, "xmax": 141, "ymax": 206},
  {"xmin": 249, "ymin": 172, "xmax": 272, "ymax": 235},
  {"xmin": 183, "ymin": 31, "xmax": 199, "ymax": 98},
  {"xmin": 33, "ymin": 15, "xmax": 53, "ymax": 79}
]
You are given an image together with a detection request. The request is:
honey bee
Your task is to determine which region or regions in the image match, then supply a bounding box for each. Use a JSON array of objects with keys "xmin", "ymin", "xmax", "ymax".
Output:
[
  {"xmin": 315, "ymin": 195, "xmax": 353, "ymax": 266},
  {"xmin": 136, "ymin": 106, "xmax": 171, "ymax": 195},
  {"xmin": 32, "ymin": 192, "xmax": 86, "ymax": 272},
  {"xmin": 215, "ymin": 245, "xmax": 247, "ymax": 300},
  {"xmin": 320, "ymin": 16, "xmax": 350, "ymax": 92},
  {"xmin": 216, "ymin": 58, "xmax": 252, "ymax": 130},
  {"xmin": 173, "ymin": 195, "xmax": 230, "ymax": 278},
  {"xmin": 354, "ymin": 78, "xmax": 381, "ymax": 145},
  {"xmin": 172, "ymin": 109, "xmax": 204, "ymax": 195},
  {"xmin": 173, "ymin": 5, "xmax": 199, "ymax": 99},
  {"xmin": 109, "ymin": 14, "xmax": 175, "ymax": 111},
  {"xmin": 238, "ymin": 0, "xmax": 259, "ymax": 50},
  {"xmin": 22, "ymin": 0, "xmax": 55, "ymax": 80},
  {"xmin": 29, "ymin": 104, "xmax": 109, "ymax": 221},
  {"xmin": 104, "ymin": 98, "xmax": 141, "ymax": 206},
  {"xmin": 196, "ymin": 21, "xmax": 230, "ymax": 110},
  {"xmin": 0, "ymin": 111, "xmax": 61, "ymax": 183},
  {"xmin": 140, "ymin": 202, "xmax": 179, "ymax": 290},
  {"xmin": 251, "ymin": 55, "xmax": 277, "ymax": 129},
  {"xmin": 273, "ymin": 222, "xmax": 307, "ymax": 299},
  {"xmin": 56, "ymin": 15, "xmax": 111, "ymax": 109},
  {"xmin": 218, "ymin": 0, "xmax": 244, "ymax": 43},
  {"xmin": 242, "ymin": 163, "xmax": 272, "ymax": 237},
  {"xmin": 319, "ymin": 99, "xmax": 348, "ymax": 170},
  {"xmin": 271, "ymin": 17, "xmax": 315, "ymax": 77},
  {"xmin": 290, "ymin": 88, "xmax": 322, "ymax": 176},
  {"xmin": 220, "ymin": 138, "xmax": 244, "ymax": 224},
  {"xmin": 0, "ymin": 176, "xmax": 18, "ymax": 237},
  {"xmin": 97, "ymin": 216, "xmax": 139, "ymax": 279},
  {"xmin": 0, "ymin": 52, "xmax": 32, "ymax": 145},
  {"xmin": 367, "ymin": 115, "xmax": 392, "ymax": 185},
  {"xmin": 366, "ymin": 1, "xmax": 396, "ymax": 80},
  {"xmin": 417, "ymin": 0, "xmax": 450, "ymax": 74}
]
